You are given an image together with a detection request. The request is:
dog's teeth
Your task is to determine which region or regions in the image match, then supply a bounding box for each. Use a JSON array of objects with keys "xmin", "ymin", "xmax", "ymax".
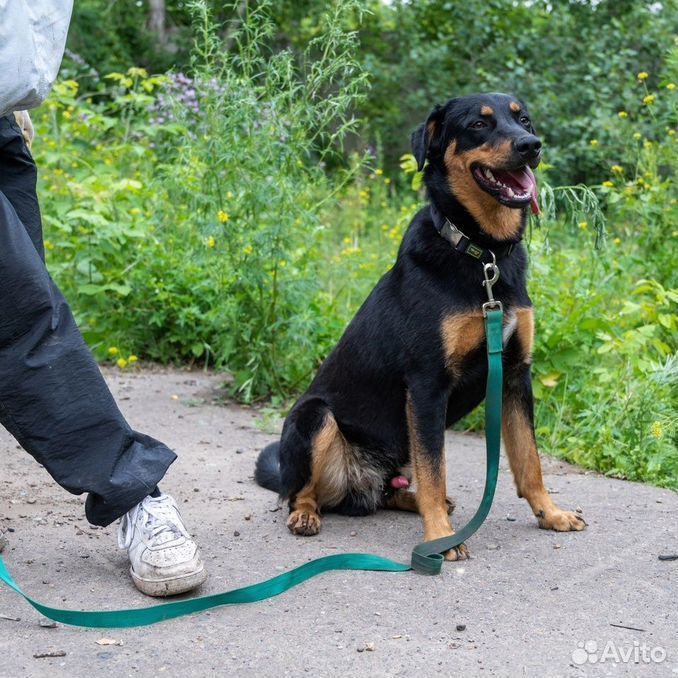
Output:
[
  {"xmin": 486, "ymin": 169, "xmax": 495, "ymax": 181},
  {"xmin": 506, "ymin": 187, "xmax": 515, "ymax": 197}
]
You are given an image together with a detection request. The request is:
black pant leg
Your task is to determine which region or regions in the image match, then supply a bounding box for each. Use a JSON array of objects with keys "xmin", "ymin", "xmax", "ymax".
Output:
[
  {"xmin": 0, "ymin": 116, "xmax": 44, "ymax": 260},
  {"xmin": 0, "ymin": 117, "xmax": 176, "ymax": 527}
]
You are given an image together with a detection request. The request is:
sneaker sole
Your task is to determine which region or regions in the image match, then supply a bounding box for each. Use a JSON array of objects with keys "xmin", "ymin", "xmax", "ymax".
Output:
[{"xmin": 130, "ymin": 565, "xmax": 208, "ymax": 597}]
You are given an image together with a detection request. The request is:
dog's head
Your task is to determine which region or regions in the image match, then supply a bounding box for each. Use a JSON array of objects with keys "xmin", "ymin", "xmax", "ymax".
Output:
[{"xmin": 412, "ymin": 93, "xmax": 541, "ymax": 241}]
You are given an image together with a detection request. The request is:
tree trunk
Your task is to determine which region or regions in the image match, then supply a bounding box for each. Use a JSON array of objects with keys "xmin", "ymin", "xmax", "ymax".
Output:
[{"xmin": 148, "ymin": 0, "xmax": 167, "ymax": 47}]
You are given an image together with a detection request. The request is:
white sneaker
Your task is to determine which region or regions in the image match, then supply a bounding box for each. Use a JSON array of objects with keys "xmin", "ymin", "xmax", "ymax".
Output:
[{"xmin": 118, "ymin": 492, "xmax": 207, "ymax": 597}]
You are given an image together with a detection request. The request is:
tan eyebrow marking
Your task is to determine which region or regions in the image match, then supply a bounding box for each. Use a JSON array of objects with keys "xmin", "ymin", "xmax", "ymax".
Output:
[
  {"xmin": 509, "ymin": 101, "xmax": 521, "ymax": 112},
  {"xmin": 480, "ymin": 105, "xmax": 494, "ymax": 116}
]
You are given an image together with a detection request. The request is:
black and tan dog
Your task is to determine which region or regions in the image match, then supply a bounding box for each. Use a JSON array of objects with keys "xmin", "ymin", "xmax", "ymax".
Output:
[{"xmin": 255, "ymin": 92, "xmax": 586, "ymax": 560}]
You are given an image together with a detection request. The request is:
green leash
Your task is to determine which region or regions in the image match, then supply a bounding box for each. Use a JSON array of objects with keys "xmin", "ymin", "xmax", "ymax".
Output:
[{"xmin": 0, "ymin": 301, "xmax": 503, "ymax": 628}]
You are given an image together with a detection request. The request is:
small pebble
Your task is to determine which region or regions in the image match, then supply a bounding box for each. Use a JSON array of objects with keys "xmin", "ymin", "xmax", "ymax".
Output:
[
  {"xmin": 233, "ymin": 531, "xmax": 240, "ymax": 537},
  {"xmin": 456, "ymin": 624, "xmax": 466, "ymax": 632}
]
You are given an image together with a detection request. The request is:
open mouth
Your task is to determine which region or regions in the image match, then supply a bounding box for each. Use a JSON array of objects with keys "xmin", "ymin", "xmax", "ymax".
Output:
[{"xmin": 472, "ymin": 164, "xmax": 540, "ymax": 214}]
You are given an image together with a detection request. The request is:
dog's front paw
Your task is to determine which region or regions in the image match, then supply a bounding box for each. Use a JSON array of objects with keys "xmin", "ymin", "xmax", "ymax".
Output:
[
  {"xmin": 537, "ymin": 509, "xmax": 586, "ymax": 532},
  {"xmin": 287, "ymin": 509, "xmax": 321, "ymax": 536},
  {"xmin": 444, "ymin": 543, "xmax": 469, "ymax": 561}
]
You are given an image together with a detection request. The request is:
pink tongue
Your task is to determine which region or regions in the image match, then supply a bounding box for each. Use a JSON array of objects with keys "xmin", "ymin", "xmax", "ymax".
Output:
[{"xmin": 496, "ymin": 166, "xmax": 540, "ymax": 215}]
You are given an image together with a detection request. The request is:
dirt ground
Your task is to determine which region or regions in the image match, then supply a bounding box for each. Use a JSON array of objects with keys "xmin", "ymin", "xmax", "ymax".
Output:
[{"xmin": 1, "ymin": 367, "xmax": 676, "ymax": 678}]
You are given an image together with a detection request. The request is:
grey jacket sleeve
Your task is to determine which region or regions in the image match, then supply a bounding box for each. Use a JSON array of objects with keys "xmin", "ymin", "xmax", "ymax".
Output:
[{"xmin": 0, "ymin": 0, "xmax": 74, "ymax": 117}]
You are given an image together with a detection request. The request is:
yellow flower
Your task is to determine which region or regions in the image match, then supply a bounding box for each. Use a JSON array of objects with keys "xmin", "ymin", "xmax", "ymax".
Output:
[
  {"xmin": 130, "ymin": 207, "xmax": 141, "ymax": 216},
  {"xmin": 127, "ymin": 67, "xmax": 148, "ymax": 78},
  {"xmin": 278, "ymin": 260, "xmax": 287, "ymax": 268},
  {"xmin": 374, "ymin": 168, "xmax": 384, "ymax": 176},
  {"xmin": 667, "ymin": 83, "xmax": 676, "ymax": 91},
  {"xmin": 617, "ymin": 111, "xmax": 628, "ymax": 119},
  {"xmin": 637, "ymin": 71, "xmax": 649, "ymax": 81},
  {"xmin": 226, "ymin": 191, "xmax": 234, "ymax": 199},
  {"xmin": 107, "ymin": 347, "xmax": 119, "ymax": 356},
  {"xmin": 589, "ymin": 139, "xmax": 599, "ymax": 147},
  {"xmin": 116, "ymin": 357, "xmax": 128, "ymax": 369},
  {"xmin": 578, "ymin": 221, "xmax": 588, "ymax": 231},
  {"xmin": 206, "ymin": 235, "xmax": 216, "ymax": 248},
  {"xmin": 217, "ymin": 210, "xmax": 229, "ymax": 223},
  {"xmin": 44, "ymin": 239, "xmax": 54, "ymax": 250},
  {"xmin": 668, "ymin": 129, "xmax": 676, "ymax": 137},
  {"xmin": 633, "ymin": 132, "xmax": 642, "ymax": 140},
  {"xmin": 384, "ymin": 178, "xmax": 391, "ymax": 185},
  {"xmin": 612, "ymin": 237, "xmax": 621, "ymax": 245},
  {"xmin": 243, "ymin": 245, "xmax": 254, "ymax": 255},
  {"xmin": 128, "ymin": 355, "xmax": 138, "ymax": 364},
  {"xmin": 62, "ymin": 110, "xmax": 72, "ymax": 120},
  {"xmin": 649, "ymin": 421, "xmax": 663, "ymax": 439},
  {"xmin": 602, "ymin": 181, "xmax": 614, "ymax": 188},
  {"xmin": 642, "ymin": 94, "xmax": 655, "ymax": 105},
  {"xmin": 611, "ymin": 165, "xmax": 624, "ymax": 174}
]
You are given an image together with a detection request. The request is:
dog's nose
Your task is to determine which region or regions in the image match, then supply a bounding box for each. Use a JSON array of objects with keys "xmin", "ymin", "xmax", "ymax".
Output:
[{"xmin": 515, "ymin": 135, "xmax": 542, "ymax": 159}]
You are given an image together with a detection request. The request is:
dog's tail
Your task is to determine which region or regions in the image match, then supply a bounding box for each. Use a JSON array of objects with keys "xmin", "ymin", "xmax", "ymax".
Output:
[{"xmin": 254, "ymin": 442, "xmax": 282, "ymax": 493}]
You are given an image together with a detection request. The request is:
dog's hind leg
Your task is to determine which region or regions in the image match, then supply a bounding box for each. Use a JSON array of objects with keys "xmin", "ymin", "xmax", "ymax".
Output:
[
  {"xmin": 283, "ymin": 404, "xmax": 348, "ymax": 536},
  {"xmin": 384, "ymin": 490, "xmax": 455, "ymax": 514}
]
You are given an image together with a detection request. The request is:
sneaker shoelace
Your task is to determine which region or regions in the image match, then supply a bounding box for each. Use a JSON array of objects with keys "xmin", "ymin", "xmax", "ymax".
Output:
[{"xmin": 118, "ymin": 495, "xmax": 189, "ymax": 550}]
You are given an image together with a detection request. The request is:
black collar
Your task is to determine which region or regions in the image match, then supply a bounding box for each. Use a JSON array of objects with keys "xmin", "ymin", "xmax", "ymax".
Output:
[{"xmin": 430, "ymin": 205, "xmax": 519, "ymax": 263}]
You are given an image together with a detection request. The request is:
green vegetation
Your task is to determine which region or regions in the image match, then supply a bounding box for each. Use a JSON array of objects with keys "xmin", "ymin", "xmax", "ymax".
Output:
[{"xmin": 33, "ymin": 1, "xmax": 676, "ymax": 486}]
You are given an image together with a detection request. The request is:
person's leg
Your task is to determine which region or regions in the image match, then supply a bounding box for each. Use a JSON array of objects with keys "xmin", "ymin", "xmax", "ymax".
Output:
[{"xmin": 0, "ymin": 115, "xmax": 206, "ymax": 594}]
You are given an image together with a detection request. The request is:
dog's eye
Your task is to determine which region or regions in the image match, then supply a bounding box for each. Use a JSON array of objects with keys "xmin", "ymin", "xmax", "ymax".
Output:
[
  {"xmin": 520, "ymin": 115, "xmax": 530, "ymax": 125},
  {"xmin": 470, "ymin": 120, "xmax": 487, "ymax": 129}
]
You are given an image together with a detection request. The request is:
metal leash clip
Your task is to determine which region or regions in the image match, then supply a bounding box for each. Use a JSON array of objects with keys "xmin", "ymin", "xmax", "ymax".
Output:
[{"xmin": 482, "ymin": 251, "xmax": 502, "ymax": 317}]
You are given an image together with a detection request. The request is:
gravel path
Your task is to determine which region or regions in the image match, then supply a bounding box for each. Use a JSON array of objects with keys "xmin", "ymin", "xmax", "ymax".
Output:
[{"xmin": 1, "ymin": 368, "xmax": 676, "ymax": 678}]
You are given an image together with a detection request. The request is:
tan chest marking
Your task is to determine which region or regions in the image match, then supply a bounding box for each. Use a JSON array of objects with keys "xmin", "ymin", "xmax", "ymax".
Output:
[
  {"xmin": 441, "ymin": 306, "xmax": 534, "ymax": 373},
  {"xmin": 515, "ymin": 306, "xmax": 534, "ymax": 362},
  {"xmin": 441, "ymin": 311, "xmax": 485, "ymax": 375}
]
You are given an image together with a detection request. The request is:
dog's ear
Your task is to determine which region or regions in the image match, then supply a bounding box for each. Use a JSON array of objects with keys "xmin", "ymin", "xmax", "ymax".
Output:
[{"xmin": 411, "ymin": 104, "xmax": 445, "ymax": 172}]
